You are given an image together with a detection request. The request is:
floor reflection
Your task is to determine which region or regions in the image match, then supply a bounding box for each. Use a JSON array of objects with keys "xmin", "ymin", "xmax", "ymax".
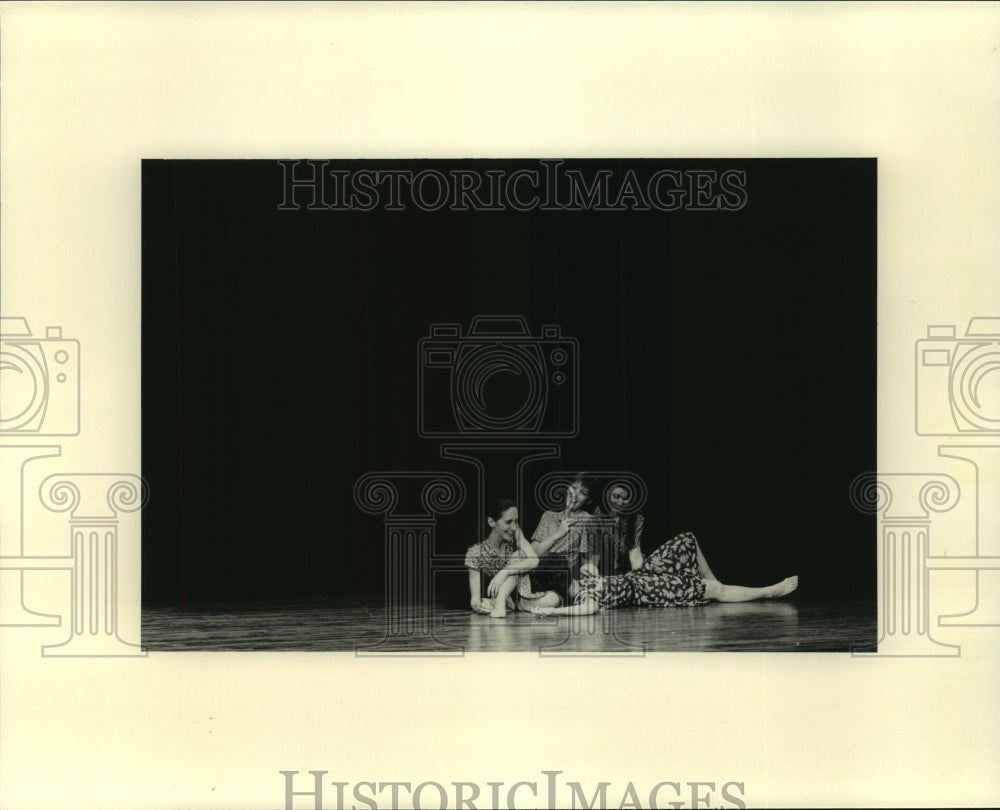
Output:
[{"xmin": 143, "ymin": 596, "xmax": 875, "ymax": 653}]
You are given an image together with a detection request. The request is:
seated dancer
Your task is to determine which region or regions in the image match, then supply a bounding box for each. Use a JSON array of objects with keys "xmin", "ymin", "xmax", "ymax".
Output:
[
  {"xmin": 529, "ymin": 474, "xmax": 599, "ymax": 603},
  {"xmin": 465, "ymin": 497, "xmax": 561, "ymax": 618},
  {"xmin": 532, "ymin": 530, "xmax": 798, "ymax": 616},
  {"xmin": 591, "ymin": 482, "xmax": 645, "ymax": 576},
  {"xmin": 591, "ymin": 482, "xmax": 717, "ymax": 580}
]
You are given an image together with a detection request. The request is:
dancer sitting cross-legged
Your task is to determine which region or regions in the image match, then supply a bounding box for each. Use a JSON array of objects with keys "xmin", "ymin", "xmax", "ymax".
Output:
[
  {"xmin": 531, "ymin": 530, "xmax": 798, "ymax": 616},
  {"xmin": 465, "ymin": 497, "xmax": 561, "ymax": 618}
]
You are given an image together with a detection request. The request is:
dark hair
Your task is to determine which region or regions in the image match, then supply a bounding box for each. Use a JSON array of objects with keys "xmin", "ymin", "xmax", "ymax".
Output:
[
  {"xmin": 606, "ymin": 482, "xmax": 640, "ymax": 543},
  {"xmin": 622, "ymin": 512, "xmax": 640, "ymax": 549},
  {"xmin": 570, "ymin": 472, "xmax": 598, "ymax": 512},
  {"xmin": 592, "ymin": 482, "xmax": 643, "ymax": 573},
  {"xmin": 487, "ymin": 496, "xmax": 517, "ymax": 522}
]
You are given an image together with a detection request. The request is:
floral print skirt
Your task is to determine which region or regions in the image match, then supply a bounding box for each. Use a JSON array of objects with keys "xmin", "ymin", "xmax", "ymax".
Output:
[{"xmin": 573, "ymin": 532, "xmax": 708, "ymax": 609}]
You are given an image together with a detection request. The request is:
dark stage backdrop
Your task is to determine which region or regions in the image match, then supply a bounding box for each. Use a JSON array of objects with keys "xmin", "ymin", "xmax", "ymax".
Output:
[{"xmin": 141, "ymin": 159, "xmax": 876, "ymax": 608}]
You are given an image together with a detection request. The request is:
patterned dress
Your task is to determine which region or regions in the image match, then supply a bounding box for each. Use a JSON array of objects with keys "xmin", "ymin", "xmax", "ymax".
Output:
[
  {"xmin": 591, "ymin": 508, "xmax": 644, "ymax": 575},
  {"xmin": 530, "ymin": 509, "xmax": 596, "ymax": 598},
  {"xmin": 573, "ymin": 531, "xmax": 708, "ymax": 609},
  {"xmin": 464, "ymin": 539, "xmax": 548, "ymax": 608}
]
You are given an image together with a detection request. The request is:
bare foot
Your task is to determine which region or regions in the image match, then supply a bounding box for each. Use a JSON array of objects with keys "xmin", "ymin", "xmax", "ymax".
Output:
[
  {"xmin": 768, "ymin": 576, "xmax": 798, "ymax": 598},
  {"xmin": 531, "ymin": 606, "xmax": 556, "ymax": 617},
  {"xmin": 471, "ymin": 598, "xmax": 495, "ymax": 615},
  {"xmin": 489, "ymin": 603, "xmax": 508, "ymax": 618}
]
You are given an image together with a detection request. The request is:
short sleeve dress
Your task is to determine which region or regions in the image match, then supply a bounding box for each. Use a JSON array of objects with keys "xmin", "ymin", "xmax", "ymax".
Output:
[
  {"xmin": 464, "ymin": 539, "xmax": 547, "ymax": 608},
  {"xmin": 529, "ymin": 509, "xmax": 596, "ymax": 598},
  {"xmin": 573, "ymin": 531, "xmax": 708, "ymax": 609}
]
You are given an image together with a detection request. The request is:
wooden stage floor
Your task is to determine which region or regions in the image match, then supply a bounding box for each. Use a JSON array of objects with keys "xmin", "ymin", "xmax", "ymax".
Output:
[{"xmin": 142, "ymin": 595, "xmax": 877, "ymax": 654}]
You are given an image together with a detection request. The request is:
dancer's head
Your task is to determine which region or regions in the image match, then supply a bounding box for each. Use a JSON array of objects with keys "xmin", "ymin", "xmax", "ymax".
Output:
[
  {"xmin": 565, "ymin": 473, "xmax": 597, "ymax": 513},
  {"xmin": 486, "ymin": 496, "xmax": 519, "ymax": 542},
  {"xmin": 607, "ymin": 484, "xmax": 632, "ymax": 516}
]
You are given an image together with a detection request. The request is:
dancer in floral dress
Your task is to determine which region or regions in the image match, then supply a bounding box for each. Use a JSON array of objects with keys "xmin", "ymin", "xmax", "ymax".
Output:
[
  {"xmin": 529, "ymin": 474, "xmax": 600, "ymax": 602},
  {"xmin": 465, "ymin": 497, "xmax": 560, "ymax": 618},
  {"xmin": 532, "ymin": 528, "xmax": 798, "ymax": 616}
]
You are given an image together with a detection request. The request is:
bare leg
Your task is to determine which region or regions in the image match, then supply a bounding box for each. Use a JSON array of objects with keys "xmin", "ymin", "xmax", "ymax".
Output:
[
  {"xmin": 703, "ymin": 576, "xmax": 798, "ymax": 602},
  {"xmin": 694, "ymin": 540, "xmax": 719, "ymax": 582},
  {"xmin": 518, "ymin": 591, "xmax": 561, "ymax": 611},
  {"xmin": 532, "ymin": 597, "xmax": 600, "ymax": 617},
  {"xmin": 489, "ymin": 576, "xmax": 518, "ymax": 617}
]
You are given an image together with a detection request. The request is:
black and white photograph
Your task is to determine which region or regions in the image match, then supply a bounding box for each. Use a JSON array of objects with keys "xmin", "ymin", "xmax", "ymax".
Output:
[
  {"xmin": 139, "ymin": 158, "xmax": 876, "ymax": 653},
  {"xmin": 1, "ymin": 4, "xmax": 998, "ymax": 810}
]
